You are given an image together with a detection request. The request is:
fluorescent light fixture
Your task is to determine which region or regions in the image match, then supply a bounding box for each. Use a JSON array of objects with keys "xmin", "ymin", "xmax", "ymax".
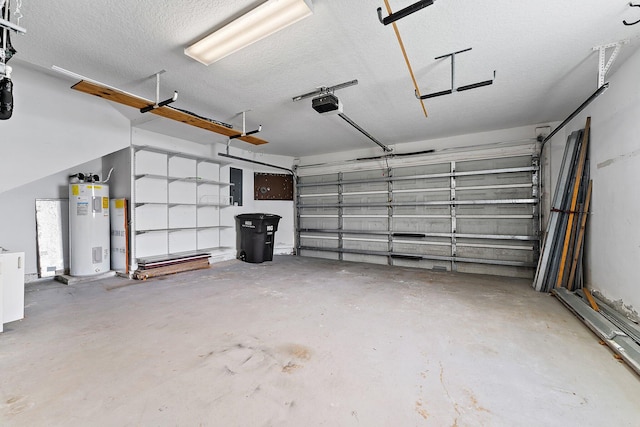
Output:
[{"xmin": 185, "ymin": 0, "xmax": 313, "ymax": 65}]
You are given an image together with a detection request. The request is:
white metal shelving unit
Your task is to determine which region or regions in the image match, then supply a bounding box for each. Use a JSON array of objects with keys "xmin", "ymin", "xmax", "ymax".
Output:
[{"xmin": 132, "ymin": 145, "xmax": 233, "ymax": 265}]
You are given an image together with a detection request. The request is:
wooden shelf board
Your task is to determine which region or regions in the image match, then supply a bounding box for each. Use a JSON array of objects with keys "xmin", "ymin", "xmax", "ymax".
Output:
[{"xmin": 72, "ymin": 80, "xmax": 268, "ymax": 146}]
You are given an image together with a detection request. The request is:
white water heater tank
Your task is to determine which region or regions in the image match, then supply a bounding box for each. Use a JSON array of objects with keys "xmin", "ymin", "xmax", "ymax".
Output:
[{"xmin": 69, "ymin": 182, "xmax": 110, "ymax": 276}]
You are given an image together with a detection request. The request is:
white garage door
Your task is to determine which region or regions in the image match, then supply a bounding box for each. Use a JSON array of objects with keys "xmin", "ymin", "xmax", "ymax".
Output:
[{"xmin": 295, "ymin": 143, "xmax": 540, "ymax": 278}]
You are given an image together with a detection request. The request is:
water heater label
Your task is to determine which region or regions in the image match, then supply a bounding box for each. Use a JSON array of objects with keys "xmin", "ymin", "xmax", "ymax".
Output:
[
  {"xmin": 77, "ymin": 197, "xmax": 89, "ymax": 215},
  {"xmin": 71, "ymin": 185, "xmax": 79, "ymax": 196},
  {"xmin": 103, "ymin": 197, "xmax": 109, "ymax": 209}
]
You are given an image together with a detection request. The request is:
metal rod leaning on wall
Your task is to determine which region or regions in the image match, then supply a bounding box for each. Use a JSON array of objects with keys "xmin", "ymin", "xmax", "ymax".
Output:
[
  {"xmin": 555, "ymin": 119, "xmax": 590, "ymax": 289},
  {"xmin": 540, "ymin": 83, "xmax": 609, "ymax": 152}
]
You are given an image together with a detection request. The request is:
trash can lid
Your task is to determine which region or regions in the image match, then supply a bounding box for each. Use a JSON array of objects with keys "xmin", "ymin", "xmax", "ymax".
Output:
[{"xmin": 235, "ymin": 213, "xmax": 282, "ymax": 220}]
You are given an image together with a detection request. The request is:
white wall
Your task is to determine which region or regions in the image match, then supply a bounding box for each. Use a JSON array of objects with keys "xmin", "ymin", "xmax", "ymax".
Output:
[
  {"xmin": 0, "ymin": 159, "xmax": 102, "ymax": 278},
  {"xmin": 0, "ymin": 62, "xmax": 130, "ymax": 279},
  {"xmin": 0, "ymin": 62, "xmax": 130, "ymax": 194},
  {"xmin": 547, "ymin": 46, "xmax": 640, "ymax": 318},
  {"xmin": 219, "ymin": 150, "xmax": 295, "ymax": 258}
]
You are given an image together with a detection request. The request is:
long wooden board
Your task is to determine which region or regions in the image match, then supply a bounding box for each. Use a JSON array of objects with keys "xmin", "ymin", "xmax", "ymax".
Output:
[
  {"xmin": 567, "ymin": 180, "xmax": 593, "ymax": 290},
  {"xmin": 71, "ymin": 80, "xmax": 268, "ymax": 146}
]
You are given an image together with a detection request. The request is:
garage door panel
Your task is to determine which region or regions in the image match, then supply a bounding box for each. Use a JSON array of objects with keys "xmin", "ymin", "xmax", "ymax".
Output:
[
  {"xmin": 343, "ymin": 182, "xmax": 388, "ymax": 193},
  {"xmin": 456, "ymin": 204, "xmax": 533, "ymax": 217},
  {"xmin": 343, "ymin": 239, "xmax": 388, "ymax": 253},
  {"xmin": 456, "ymin": 156, "xmax": 531, "ymax": 172},
  {"xmin": 394, "ymin": 192, "xmax": 451, "ymax": 203},
  {"xmin": 456, "ymin": 172, "xmax": 532, "ymax": 187},
  {"xmin": 343, "ymin": 253, "xmax": 388, "ymax": 265},
  {"xmin": 392, "ymin": 258, "xmax": 450, "ymax": 270},
  {"xmin": 343, "ymin": 170, "xmax": 388, "ymax": 180},
  {"xmin": 300, "ymin": 217, "xmax": 340, "ymax": 230},
  {"xmin": 342, "ymin": 194, "xmax": 388, "ymax": 204},
  {"xmin": 300, "ymin": 235, "xmax": 339, "ymax": 249},
  {"xmin": 394, "ymin": 163, "xmax": 450, "ymax": 177},
  {"xmin": 456, "ymin": 244, "xmax": 536, "ymax": 264},
  {"xmin": 456, "ymin": 187, "xmax": 533, "ymax": 201},
  {"xmin": 456, "ymin": 219, "xmax": 535, "ymax": 236},
  {"xmin": 393, "ymin": 242, "xmax": 451, "ymax": 257},
  {"xmin": 299, "ymin": 249, "xmax": 339, "ymax": 261},
  {"xmin": 457, "ymin": 263, "xmax": 534, "ymax": 278},
  {"xmin": 296, "ymin": 148, "xmax": 539, "ymax": 278},
  {"xmin": 394, "ymin": 177, "xmax": 449, "ymax": 191},
  {"xmin": 343, "ymin": 207, "xmax": 388, "ymax": 217},
  {"xmin": 393, "ymin": 218, "xmax": 450, "ymax": 233}
]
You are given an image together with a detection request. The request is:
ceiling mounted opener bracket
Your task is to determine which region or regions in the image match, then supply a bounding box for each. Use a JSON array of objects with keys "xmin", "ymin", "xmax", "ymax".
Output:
[
  {"xmin": 416, "ymin": 47, "xmax": 495, "ymax": 100},
  {"xmin": 291, "ymin": 79, "xmax": 358, "ymax": 102},
  {"xmin": 592, "ymin": 40, "xmax": 628, "ymax": 88},
  {"xmin": 623, "ymin": 2, "xmax": 640, "ymax": 25},
  {"xmin": 377, "ymin": 0, "xmax": 435, "ymax": 25},
  {"xmin": 139, "ymin": 70, "xmax": 178, "ymax": 113}
]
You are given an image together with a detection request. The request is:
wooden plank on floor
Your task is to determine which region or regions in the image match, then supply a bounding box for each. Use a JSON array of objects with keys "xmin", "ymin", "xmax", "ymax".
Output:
[
  {"xmin": 133, "ymin": 258, "xmax": 210, "ymax": 280},
  {"xmin": 583, "ymin": 287, "xmax": 600, "ymax": 312}
]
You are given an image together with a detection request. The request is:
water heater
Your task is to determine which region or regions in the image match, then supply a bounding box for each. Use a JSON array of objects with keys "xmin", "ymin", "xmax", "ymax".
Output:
[{"xmin": 69, "ymin": 176, "xmax": 110, "ymax": 276}]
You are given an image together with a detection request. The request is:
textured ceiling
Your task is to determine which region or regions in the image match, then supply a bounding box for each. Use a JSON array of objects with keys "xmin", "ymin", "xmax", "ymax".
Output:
[{"xmin": 9, "ymin": 0, "xmax": 640, "ymax": 157}]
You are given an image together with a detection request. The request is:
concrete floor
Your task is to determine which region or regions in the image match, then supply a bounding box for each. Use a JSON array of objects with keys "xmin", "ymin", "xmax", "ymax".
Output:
[{"xmin": 1, "ymin": 256, "xmax": 639, "ymax": 426}]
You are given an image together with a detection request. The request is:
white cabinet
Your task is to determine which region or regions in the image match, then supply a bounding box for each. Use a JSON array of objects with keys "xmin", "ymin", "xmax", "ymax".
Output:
[
  {"xmin": 1, "ymin": 251, "xmax": 25, "ymax": 330},
  {"xmin": 132, "ymin": 146, "xmax": 232, "ymax": 263}
]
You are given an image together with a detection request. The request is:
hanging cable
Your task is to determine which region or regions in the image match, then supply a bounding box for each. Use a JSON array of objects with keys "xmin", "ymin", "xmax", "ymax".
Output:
[{"xmin": 103, "ymin": 167, "xmax": 115, "ymax": 183}]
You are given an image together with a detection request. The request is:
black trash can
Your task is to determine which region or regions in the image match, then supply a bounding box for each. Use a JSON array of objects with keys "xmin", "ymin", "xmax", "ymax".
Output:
[{"xmin": 235, "ymin": 213, "xmax": 282, "ymax": 263}]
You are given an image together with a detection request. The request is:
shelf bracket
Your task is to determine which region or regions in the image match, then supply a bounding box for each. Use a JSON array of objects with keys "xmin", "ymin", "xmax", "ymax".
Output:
[
  {"xmin": 415, "ymin": 47, "xmax": 496, "ymax": 100},
  {"xmin": 592, "ymin": 40, "xmax": 628, "ymax": 88},
  {"xmin": 229, "ymin": 110, "xmax": 262, "ymax": 141},
  {"xmin": 377, "ymin": 0, "xmax": 434, "ymax": 25},
  {"xmin": 139, "ymin": 70, "xmax": 178, "ymax": 113}
]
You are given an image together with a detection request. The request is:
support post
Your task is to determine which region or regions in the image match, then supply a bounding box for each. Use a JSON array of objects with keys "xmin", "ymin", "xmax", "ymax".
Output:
[
  {"xmin": 450, "ymin": 161, "xmax": 457, "ymax": 272},
  {"xmin": 338, "ymin": 172, "xmax": 344, "ymax": 262}
]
